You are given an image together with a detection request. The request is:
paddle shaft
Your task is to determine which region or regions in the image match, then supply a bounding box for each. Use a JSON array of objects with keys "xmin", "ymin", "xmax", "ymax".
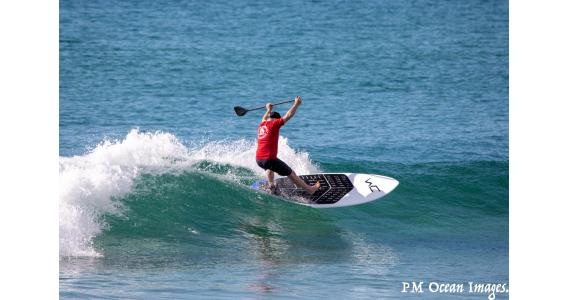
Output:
[{"xmin": 244, "ymin": 99, "xmax": 295, "ymax": 113}]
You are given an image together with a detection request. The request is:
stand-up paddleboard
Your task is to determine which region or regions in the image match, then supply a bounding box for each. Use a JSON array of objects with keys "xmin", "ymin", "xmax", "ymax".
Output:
[{"xmin": 251, "ymin": 173, "xmax": 399, "ymax": 208}]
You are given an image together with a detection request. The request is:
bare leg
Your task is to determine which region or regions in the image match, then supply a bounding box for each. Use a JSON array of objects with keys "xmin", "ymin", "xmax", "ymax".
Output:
[
  {"xmin": 266, "ymin": 169, "xmax": 275, "ymax": 188},
  {"xmin": 287, "ymin": 171, "xmax": 320, "ymax": 195}
]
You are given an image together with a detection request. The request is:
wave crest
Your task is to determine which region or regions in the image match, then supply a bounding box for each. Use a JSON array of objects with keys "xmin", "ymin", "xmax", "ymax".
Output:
[{"xmin": 59, "ymin": 129, "xmax": 319, "ymax": 257}]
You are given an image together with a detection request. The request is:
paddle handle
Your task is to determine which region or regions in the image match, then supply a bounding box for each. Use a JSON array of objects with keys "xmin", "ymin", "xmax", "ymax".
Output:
[{"xmin": 247, "ymin": 99, "xmax": 295, "ymax": 112}]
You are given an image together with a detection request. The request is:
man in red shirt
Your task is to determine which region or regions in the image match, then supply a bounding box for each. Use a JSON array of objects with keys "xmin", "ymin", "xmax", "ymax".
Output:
[{"xmin": 256, "ymin": 96, "xmax": 320, "ymax": 194}]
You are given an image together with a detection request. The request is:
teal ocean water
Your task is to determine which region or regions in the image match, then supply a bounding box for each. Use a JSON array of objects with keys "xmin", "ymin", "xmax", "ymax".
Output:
[{"xmin": 60, "ymin": 0, "xmax": 508, "ymax": 299}]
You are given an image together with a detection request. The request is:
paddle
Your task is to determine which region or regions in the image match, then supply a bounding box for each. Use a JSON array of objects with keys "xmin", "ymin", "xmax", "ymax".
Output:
[{"xmin": 234, "ymin": 99, "xmax": 295, "ymax": 117}]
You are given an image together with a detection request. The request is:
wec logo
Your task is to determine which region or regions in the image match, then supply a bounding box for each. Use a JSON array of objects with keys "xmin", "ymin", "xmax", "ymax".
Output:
[{"xmin": 365, "ymin": 178, "xmax": 381, "ymax": 192}]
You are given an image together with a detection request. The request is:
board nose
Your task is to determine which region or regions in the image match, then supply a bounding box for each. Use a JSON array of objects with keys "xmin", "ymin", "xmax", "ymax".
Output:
[{"xmin": 352, "ymin": 174, "xmax": 399, "ymax": 196}]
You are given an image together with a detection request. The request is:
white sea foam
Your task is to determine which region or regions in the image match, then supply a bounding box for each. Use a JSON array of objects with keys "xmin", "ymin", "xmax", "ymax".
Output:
[
  {"xmin": 59, "ymin": 129, "xmax": 319, "ymax": 257},
  {"xmin": 190, "ymin": 137, "xmax": 319, "ymax": 176}
]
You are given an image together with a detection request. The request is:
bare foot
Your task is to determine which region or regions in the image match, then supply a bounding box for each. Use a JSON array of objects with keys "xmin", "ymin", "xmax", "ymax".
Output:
[
  {"xmin": 306, "ymin": 181, "xmax": 321, "ymax": 195},
  {"xmin": 267, "ymin": 183, "xmax": 277, "ymax": 194}
]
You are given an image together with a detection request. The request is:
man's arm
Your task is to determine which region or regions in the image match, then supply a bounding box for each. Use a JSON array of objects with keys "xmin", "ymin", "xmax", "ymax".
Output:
[
  {"xmin": 262, "ymin": 103, "xmax": 273, "ymax": 122},
  {"xmin": 282, "ymin": 96, "xmax": 302, "ymax": 124}
]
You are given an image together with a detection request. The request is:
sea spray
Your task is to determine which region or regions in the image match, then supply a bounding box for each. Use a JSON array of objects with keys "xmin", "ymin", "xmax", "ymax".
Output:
[
  {"xmin": 59, "ymin": 129, "xmax": 319, "ymax": 257},
  {"xmin": 190, "ymin": 137, "xmax": 319, "ymax": 177}
]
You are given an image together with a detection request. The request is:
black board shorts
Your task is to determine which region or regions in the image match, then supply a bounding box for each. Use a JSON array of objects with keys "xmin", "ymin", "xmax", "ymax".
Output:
[{"xmin": 256, "ymin": 158, "xmax": 293, "ymax": 176}]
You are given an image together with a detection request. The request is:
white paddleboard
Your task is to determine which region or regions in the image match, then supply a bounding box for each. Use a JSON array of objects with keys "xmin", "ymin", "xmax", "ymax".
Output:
[{"xmin": 251, "ymin": 173, "xmax": 399, "ymax": 208}]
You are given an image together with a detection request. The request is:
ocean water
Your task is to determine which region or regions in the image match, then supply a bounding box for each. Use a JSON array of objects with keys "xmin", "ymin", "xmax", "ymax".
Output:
[{"xmin": 60, "ymin": 0, "xmax": 508, "ymax": 299}]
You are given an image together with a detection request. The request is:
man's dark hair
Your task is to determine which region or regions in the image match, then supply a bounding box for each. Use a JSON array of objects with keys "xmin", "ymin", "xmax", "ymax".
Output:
[{"xmin": 270, "ymin": 112, "xmax": 281, "ymax": 119}]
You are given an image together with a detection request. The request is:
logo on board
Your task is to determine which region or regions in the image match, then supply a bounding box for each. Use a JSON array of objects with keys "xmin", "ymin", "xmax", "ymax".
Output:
[{"xmin": 365, "ymin": 178, "xmax": 382, "ymax": 192}]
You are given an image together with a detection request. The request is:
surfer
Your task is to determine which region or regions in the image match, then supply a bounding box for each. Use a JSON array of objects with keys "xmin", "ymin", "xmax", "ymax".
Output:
[{"xmin": 256, "ymin": 96, "xmax": 320, "ymax": 194}]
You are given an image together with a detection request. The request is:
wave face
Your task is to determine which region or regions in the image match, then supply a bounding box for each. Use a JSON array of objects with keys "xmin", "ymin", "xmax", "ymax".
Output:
[
  {"xmin": 60, "ymin": 130, "xmax": 508, "ymax": 259},
  {"xmin": 59, "ymin": 129, "xmax": 319, "ymax": 257}
]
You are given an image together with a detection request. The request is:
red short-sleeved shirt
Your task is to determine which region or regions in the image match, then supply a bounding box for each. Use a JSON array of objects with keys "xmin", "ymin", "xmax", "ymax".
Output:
[{"xmin": 256, "ymin": 118, "xmax": 285, "ymax": 159}]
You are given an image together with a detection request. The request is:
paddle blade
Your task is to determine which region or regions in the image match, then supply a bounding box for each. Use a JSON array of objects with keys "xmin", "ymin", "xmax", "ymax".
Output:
[{"xmin": 234, "ymin": 106, "xmax": 248, "ymax": 116}]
